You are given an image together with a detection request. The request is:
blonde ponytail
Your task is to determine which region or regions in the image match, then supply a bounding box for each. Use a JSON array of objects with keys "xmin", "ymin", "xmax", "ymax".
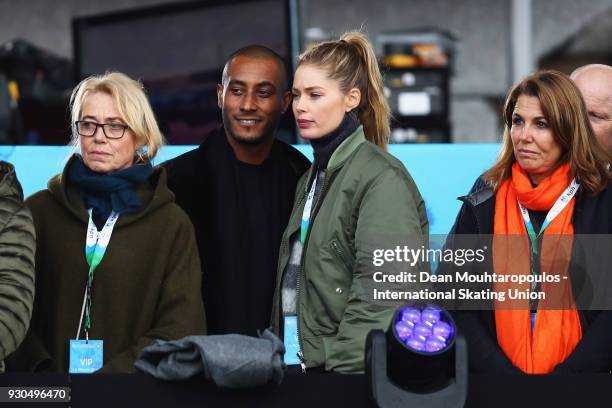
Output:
[
  {"xmin": 298, "ymin": 31, "xmax": 390, "ymax": 149},
  {"xmin": 340, "ymin": 32, "xmax": 390, "ymax": 148}
]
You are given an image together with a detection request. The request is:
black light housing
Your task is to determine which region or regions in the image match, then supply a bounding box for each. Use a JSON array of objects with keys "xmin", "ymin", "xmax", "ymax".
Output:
[{"xmin": 365, "ymin": 303, "xmax": 468, "ymax": 408}]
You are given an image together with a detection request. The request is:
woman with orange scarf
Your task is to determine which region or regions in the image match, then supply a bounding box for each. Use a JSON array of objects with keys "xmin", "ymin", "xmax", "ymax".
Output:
[{"xmin": 447, "ymin": 70, "xmax": 612, "ymax": 374}]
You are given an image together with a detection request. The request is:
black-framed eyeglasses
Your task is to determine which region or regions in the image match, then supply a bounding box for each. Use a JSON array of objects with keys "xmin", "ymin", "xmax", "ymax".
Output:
[{"xmin": 75, "ymin": 120, "xmax": 129, "ymax": 139}]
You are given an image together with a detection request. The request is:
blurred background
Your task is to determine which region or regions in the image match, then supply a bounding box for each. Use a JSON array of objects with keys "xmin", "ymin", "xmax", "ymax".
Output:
[{"xmin": 0, "ymin": 0, "xmax": 611, "ymax": 146}]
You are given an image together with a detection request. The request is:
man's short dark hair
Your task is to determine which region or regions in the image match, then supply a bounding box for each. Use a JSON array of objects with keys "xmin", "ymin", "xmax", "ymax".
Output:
[{"xmin": 221, "ymin": 45, "xmax": 288, "ymax": 90}]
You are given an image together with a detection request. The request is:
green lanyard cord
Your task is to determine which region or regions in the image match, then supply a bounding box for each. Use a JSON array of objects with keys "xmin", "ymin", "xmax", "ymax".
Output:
[{"xmin": 79, "ymin": 210, "xmax": 119, "ymax": 339}]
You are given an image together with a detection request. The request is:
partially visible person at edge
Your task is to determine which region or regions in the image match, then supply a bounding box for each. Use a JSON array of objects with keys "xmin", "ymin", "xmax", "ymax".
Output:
[
  {"xmin": 7, "ymin": 72, "xmax": 205, "ymax": 373},
  {"xmin": 162, "ymin": 46, "xmax": 309, "ymax": 336},
  {"xmin": 271, "ymin": 32, "xmax": 429, "ymax": 373},
  {"xmin": 570, "ymin": 64, "xmax": 612, "ymax": 155},
  {"xmin": 445, "ymin": 70, "xmax": 612, "ymax": 374},
  {"xmin": 0, "ymin": 161, "xmax": 35, "ymax": 372}
]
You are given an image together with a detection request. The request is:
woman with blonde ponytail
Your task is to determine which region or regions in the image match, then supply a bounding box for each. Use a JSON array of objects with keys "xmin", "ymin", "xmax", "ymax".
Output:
[{"xmin": 271, "ymin": 32, "xmax": 429, "ymax": 373}]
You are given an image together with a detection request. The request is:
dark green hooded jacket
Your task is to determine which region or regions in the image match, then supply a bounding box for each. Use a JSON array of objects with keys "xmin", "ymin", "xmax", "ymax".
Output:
[{"xmin": 7, "ymin": 157, "xmax": 205, "ymax": 372}]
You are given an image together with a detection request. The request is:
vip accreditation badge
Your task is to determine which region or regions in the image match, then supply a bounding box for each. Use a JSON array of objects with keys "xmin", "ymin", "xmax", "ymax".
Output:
[
  {"xmin": 283, "ymin": 316, "xmax": 301, "ymax": 365},
  {"xmin": 69, "ymin": 339, "xmax": 103, "ymax": 374}
]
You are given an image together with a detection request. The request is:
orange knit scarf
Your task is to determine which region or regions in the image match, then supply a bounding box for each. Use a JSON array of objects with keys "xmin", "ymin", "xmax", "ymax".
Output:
[{"xmin": 493, "ymin": 162, "xmax": 581, "ymax": 374}]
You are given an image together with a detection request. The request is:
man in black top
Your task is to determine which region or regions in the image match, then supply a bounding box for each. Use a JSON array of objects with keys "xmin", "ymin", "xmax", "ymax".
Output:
[{"xmin": 162, "ymin": 46, "xmax": 310, "ymax": 336}]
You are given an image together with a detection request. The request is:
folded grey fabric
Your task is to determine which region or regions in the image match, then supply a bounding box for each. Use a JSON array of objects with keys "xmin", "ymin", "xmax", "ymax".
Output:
[{"xmin": 134, "ymin": 329, "xmax": 286, "ymax": 388}]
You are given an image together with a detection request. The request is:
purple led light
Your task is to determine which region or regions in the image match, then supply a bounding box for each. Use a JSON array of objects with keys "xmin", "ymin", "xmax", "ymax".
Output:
[
  {"xmin": 394, "ymin": 321, "xmax": 413, "ymax": 341},
  {"xmin": 432, "ymin": 321, "xmax": 452, "ymax": 340},
  {"xmin": 414, "ymin": 323, "xmax": 433, "ymax": 339},
  {"xmin": 395, "ymin": 304, "xmax": 455, "ymax": 353},
  {"xmin": 425, "ymin": 338, "xmax": 446, "ymax": 352},
  {"xmin": 421, "ymin": 308, "xmax": 442, "ymax": 325},
  {"xmin": 406, "ymin": 337, "xmax": 425, "ymax": 351},
  {"xmin": 401, "ymin": 308, "xmax": 421, "ymax": 325}
]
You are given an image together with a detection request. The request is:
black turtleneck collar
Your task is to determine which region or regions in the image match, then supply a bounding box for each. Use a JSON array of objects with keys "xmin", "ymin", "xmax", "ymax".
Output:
[{"xmin": 310, "ymin": 111, "xmax": 359, "ymax": 169}]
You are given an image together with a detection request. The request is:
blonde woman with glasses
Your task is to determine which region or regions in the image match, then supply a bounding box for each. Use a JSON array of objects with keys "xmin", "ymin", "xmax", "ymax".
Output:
[{"xmin": 7, "ymin": 72, "xmax": 205, "ymax": 373}]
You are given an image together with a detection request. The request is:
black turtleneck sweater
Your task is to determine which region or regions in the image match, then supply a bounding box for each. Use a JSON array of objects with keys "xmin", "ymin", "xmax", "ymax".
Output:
[{"xmin": 310, "ymin": 111, "xmax": 359, "ymax": 169}]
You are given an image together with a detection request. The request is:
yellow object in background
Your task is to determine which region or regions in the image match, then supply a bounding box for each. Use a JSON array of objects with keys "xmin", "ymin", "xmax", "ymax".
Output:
[
  {"xmin": 383, "ymin": 54, "xmax": 419, "ymax": 68},
  {"xmin": 8, "ymin": 80, "xmax": 20, "ymax": 103}
]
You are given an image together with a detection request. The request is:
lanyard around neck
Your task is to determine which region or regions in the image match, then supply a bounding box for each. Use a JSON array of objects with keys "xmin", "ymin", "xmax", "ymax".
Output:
[
  {"xmin": 85, "ymin": 209, "xmax": 120, "ymax": 271},
  {"xmin": 300, "ymin": 173, "xmax": 318, "ymax": 244},
  {"xmin": 517, "ymin": 178, "xmax": 579, "ymax": 255},
  {"xmin": 76, "ymin": 209, "xmax": 119, "ymax": 340}
]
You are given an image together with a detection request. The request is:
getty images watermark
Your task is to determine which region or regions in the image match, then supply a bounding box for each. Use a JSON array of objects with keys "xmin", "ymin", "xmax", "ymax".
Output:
[{"xmin": 357, "ymin": 234, "xmax": 612, "ymax": 310}]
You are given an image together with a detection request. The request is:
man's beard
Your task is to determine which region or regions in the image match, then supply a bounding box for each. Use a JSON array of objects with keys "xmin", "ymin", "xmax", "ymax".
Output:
[
  {"xmin": 227, "ymin": 129, "xmax": 270, "ymax": 145},
  {"xmin": 223, "ymin": 111, "xmax": 279, "ymax": 146}
]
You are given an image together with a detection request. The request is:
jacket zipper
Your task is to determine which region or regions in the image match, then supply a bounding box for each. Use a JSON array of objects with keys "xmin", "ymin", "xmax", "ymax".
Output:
[
  {"xmin": 278, "ymin": 230, "xmax": 307, "ymax": 372},
  {"xmin": 276, "ymin": 169, "xmax": 312, "ymax": 371},
  {"xmin": 330, "ymin": 240, "xmax": 350, "ymax": 265},
  {"xmin": 297, "ymin": 351, "xmax": 306, "ymax": 373},
  {"xmin": 296, "ymin": 168, "xmax": 331, "ymax": 373}
]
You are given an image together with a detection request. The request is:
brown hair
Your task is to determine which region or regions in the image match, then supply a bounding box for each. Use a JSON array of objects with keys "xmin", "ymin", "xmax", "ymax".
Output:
[
  {"xmin": 297, "ymin": 31, "xmax": 390, "ymax": 149},
  {"xmin": 484, "ymin": 70, "xmax": 611, "ymax": 194}
]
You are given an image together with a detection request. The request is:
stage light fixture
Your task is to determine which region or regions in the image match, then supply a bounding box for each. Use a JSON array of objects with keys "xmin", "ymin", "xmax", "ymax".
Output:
[{"xmin": 366, "ymin": 303, "xmax": 467, "ymax": 408}]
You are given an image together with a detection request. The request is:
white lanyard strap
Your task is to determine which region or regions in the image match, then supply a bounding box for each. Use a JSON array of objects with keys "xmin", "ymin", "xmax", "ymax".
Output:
[
  {"xmin": 300, "ymin": 173, "xmax": 318, "ymax": 244},
  {"xmin": 86, "ymin": 209, "xmax": 120, "ymax": 261},
  {"xmin": 517, "ymin": 178, "xmax": 579, "ymax": 241},
  {"xmin": 76, "ymin": 210, "xmax": 120, "ymax": 340}
]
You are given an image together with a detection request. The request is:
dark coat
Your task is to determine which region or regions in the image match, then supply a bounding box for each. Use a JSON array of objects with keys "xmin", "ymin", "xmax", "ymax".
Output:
[
  {"xmin": 447, "ymin": 176, "xmax": 612, "ymax": 373},
  {"xmin": 0, "ymin": 161, "xmax": 35, "ymax": 372},
  {"xmin": 162, "ymin": 128, "xmax": 310, "ymax": 336},
  {"xmin": 7, "ymin": 157, "xmax": 206, "ymax": 372}
]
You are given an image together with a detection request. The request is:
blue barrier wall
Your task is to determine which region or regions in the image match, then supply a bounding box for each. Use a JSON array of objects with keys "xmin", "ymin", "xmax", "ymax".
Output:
[{"xmin": 0, "ymin": 144, "xmax": 501, "ymax": 234}]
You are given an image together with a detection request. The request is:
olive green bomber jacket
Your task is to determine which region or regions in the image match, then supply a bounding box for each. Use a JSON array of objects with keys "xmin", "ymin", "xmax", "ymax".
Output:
[
  {"xmin": 0, "ymin": 162, "xmax": 35, "ymax": 373},
  {"xmin": 271, "ymin": 126, "xmax": 429, "ymax": 373}
]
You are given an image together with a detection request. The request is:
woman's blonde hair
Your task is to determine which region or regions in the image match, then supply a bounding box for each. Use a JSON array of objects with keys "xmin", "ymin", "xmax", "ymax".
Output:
[
  {"xmin": 484, "ymin": 70, "xmax": 611, "ymax": 194},
  {"xmin": 69, "ymin": 71, "xmax": 164, "ymax": 162},
  {"xmin": 297, "ymin": 31, "xmax": 390, "ymax": 149}
]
